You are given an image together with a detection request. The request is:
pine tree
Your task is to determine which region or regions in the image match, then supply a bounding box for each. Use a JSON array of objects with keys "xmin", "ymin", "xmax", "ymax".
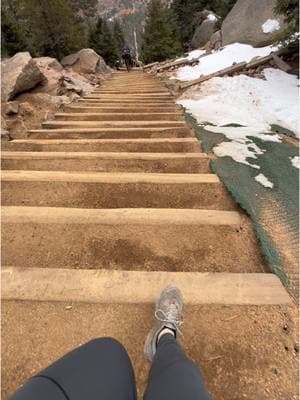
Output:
[
  {"xmin": 274, "ymin": 0, "xmax": 299, "ymax": 42},
  {"xmin": 142, "ymin": 0, "xmax": 182, "ymax": 64},
  {"xmin": 1, "ymin": 9, "xmax": 26, "ymax": 56},
  {"xmin": 23, "ymin": 0, "xmax": 86, "ymax": 59},
  {"xmin": 113, "ymin": 19, "xmax": 125, "ymax": 56},
  {"xmin": 89, "ymin": 17, "xmax": 118, "ymax": 66}
]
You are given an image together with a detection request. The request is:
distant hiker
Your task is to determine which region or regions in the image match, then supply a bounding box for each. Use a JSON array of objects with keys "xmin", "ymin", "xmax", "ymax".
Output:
[
  {"xmin": 115, "ymin": 59, "xmax": 121, "ymax": 71},
  {"xmin": 122, "ymin": 46, "xmax": 132, "ymax": 71},
  {"xmin": 11, "ymin": 286, "xmax": 212, "ymax": 400}
]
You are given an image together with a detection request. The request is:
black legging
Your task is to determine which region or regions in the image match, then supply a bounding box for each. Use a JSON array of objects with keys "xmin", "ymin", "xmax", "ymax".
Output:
[{"xmin": 10, "ymin": 335, "xmax": 212, "ymax": 400}]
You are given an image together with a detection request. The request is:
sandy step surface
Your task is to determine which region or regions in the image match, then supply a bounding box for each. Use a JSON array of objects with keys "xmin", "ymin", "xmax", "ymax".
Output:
[
  {"xmin": 2, "ymin": 171, "xmax": 236, "ymax": 210},
  {"xmin": 2, "ymin": 151, "xmax": 210, "ymax": 173},
  {"xmin": 2, "ymin": 300, "xmax": 297, "ymax": 400},
  {"xmin": 2, "ymin": 206, "xmax": 266, "ymax": 272},
  {"xmin": 54, "ymin": 112, "xmax": 184, "ymax": 121},
  {"xmin": 28, "ymin": 127, "xmax": 193, "ymax": 139},
  {"xmin": 2, "ymin": 138, "xmax": 201, "ymax": 153}
]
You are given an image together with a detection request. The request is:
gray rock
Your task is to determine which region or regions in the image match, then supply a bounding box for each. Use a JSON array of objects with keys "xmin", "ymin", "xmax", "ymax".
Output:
[
  {"xmin": 62, "ymin": 74, "xmax": 94, "ymax": 96},
  {"xmin": 191, "ymin": 13, "xmax": 220, "ymax": 49},
  {"xmin": 1, "ymin": 52, "xmax": 45, "ymax": 101},
  {"xmin": 222, "ymin": 0, "xmax": 286, "ymax": 47},
  {"xmin": 61, "ymin": 48, "xmax": 109, "ymax": 74},
  {"xmin": 29, "ymin": 93, "xmax": 70, "ymax": 107},
  {"xmin": 1, "ymin": 130, "xmax": 11, "ymax": 141},
  {"xmin": 35, "ymin": 57, "xmax": 63, "ymax": 71},
  {"xmin": 5, "ymin": 101, "xmax": 19, "ymax": 115},
  {"xmin": 205, "ymin": 30, "xmax": 223, "ymax": 51}
]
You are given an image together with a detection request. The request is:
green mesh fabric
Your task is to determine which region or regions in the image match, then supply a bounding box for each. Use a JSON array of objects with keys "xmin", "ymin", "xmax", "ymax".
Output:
[{"xmin": 185, "ymin": 112, "xmax": 299, "ymax": 299}]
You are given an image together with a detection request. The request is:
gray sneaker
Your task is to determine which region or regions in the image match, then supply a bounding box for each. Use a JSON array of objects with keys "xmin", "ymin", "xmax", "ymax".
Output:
[{"xmin": 144, "ymin": 285, "xmax": 183, "ymax": 362}]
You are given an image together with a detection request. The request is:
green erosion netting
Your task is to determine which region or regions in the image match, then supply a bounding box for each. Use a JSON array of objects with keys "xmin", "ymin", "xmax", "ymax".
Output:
[{"xmin": 185, "ymin": 113, "xmax": 299, "ymax": 298}]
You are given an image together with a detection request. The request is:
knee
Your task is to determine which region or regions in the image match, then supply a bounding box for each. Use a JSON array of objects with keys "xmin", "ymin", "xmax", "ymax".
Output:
[{"xmin": 86, "ymin": 337, "xmax": 128, "ymax": 358}]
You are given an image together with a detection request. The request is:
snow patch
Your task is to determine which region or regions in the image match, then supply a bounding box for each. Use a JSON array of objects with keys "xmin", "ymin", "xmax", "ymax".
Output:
[
  {"xmin": 262, "ymin": 19, "xmax": 281, "ymax": 34},
  {"xmin": 174, "ymin": 43, "xmax": 278, "ymax": 81},
  {"xmin": 213, "ymin": 140, "xmax": 262, "ymax": 168},
  {"xmin": 290, "ymin": 156, "xmax": 300, "ymax": 169},
  {"xmin": 178, "ymin": 69, "xmax": 299, "ymax": 137},
  {"xmin": 207, "ymin": 14, "xmax": 218, "ymax": 21},
  {"xmin": 255, "ymin": 173, "xmax": 274, "ymax": 188},
  {"xmin": 204, "ymin": 125, "xmax": 280, "ymax": 168}
]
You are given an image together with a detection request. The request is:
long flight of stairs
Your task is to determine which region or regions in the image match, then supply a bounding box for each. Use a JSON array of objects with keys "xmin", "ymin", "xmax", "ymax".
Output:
[{"xmin": 2, "ymin": 71, "xmax": 296, "ymax": 400}]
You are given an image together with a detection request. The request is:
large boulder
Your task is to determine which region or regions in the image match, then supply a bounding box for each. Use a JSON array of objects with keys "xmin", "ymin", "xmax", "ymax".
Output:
[
  {"xmin": 222, "ymin": 0, "xmax": 286, "ymax": 47},
  {"xmin": 34, "ymin": 57, "xmax": 64, "ymax": 95},
  {"xmin": 1, "ymin": 52, "xmax": 45, "ymax": 101},
  {"xmin": 191, "ymin": 12, "xmax": 220, "ymax": 49},
  {"xmin": 61, "ymin": 49, "xmax": 109, "ymax": 74}
]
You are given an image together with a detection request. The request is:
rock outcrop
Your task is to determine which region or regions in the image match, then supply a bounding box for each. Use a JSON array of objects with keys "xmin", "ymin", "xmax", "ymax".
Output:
[
  {"xmin": 1, "ymin": 52, "xmax": 45, "ymax": 101},
  {"xmin": 191, "ymin": 12, "xmax": 220, "ymax": 49},
  {"xmin": 35, "ymin": 57, "xmax": 64, "ymax": 95},
  {"xmin": 205, "ymin": 30, "xmax": 223, "ymax": 52},
  {"xmin": 2, "ymin": 49, "xmax": 111, "ymax": 139},
  {"xmin": 222, "ymin": 0, "xmax": 286, "ymax": 47},
  {"xmin": 61, "ymin": 48, "xmax": 109, "ymax": 74}
]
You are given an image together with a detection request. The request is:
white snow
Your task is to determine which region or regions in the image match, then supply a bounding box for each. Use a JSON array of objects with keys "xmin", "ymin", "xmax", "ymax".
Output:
[
  {"xmin": 205, "ymin": 125, "xmax": 280, "ymax": 168},
  {"xmin": 207, "ymin": 14, "xmax": 218, "ymax": 21},
  {"xmin": 255, "ymin": 173, "xmax": 274, "ymax": 188},
  {"xmin": 174, "ymin": 43, "xmax": 278, "ymax": 81},
  {"xmin": 213, "ymin": 140, "xmax": 263, "ymax": 168},
  {"xmin": 178, "ymin": 69, "xmax": 299, "ymax": 137},
  {"xmin": 262, "ymin": 19, "xmax": 281, "ymax": 34},
  {"xmin": 290, "ymin": 156, "xmax": 300, "ymax": 169}
]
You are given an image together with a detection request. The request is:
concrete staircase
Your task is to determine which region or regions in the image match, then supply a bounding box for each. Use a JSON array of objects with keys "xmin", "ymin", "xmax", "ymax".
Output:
[{"xmin": 2, "ymin": 71, "xmax": 296, "ymax": 400}]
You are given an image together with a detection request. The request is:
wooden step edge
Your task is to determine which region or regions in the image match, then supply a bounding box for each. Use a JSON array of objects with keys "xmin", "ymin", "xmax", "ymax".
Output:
[
  {"xmin": 2, "ymin": 171, "xmax": 219, "ymax": 184},
  {"xmin": 28, "ymin": 127, "xmax": 190, "ymax": 133},
  {"xmin": 41, "ymin": 121, "xmax": 186, "ymax": 126},
  {"xmin": 54, "ymin": 113, "xmax": 183, "ymax": 117},
  {"xmin": 2, "ymin": 267, "xmax": 292, "ymax": 306},
  {"xmin": 8, "ymin": 138, "xmax": 199, "ymax": 144},
  {"xmin": 1, "ymin": 151, "xmax": 208, "ymax": 160},
  {"xmin": 2, "ymin": 207, "xmax": 241, "ymax": 226}
]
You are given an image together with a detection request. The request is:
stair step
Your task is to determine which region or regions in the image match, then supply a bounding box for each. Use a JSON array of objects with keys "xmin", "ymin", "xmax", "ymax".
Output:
[
  {"xmin": 28, "ymin": 127, "xmax": 193, "ymax": 139},
  {"xmin": 2, "ymin": 151, "xmax": 210, "ymax": 173},
  {"xmin": 2, "ymin": 267, "xmax": 291, "ymax": 305},
  {"xmin": 2, "ymin": 138, "xmax": 201, "ymax": 153},
  {"xmin": 54, "ymin": 112, "xmax": 184, "ymax": 121},
  {"xmin": 2, "ymin": 171, "xmax": 235, "ymax": 210},
  {"xmin": 2, "ymin": 206, "xmax": 265, "ymax": 272},
  {"xmin": 42, "ymin": 120, "xmax": 186, "ymax": 129},
  {"xmin": 78, "ymin": 99, "xmax": 175, "ymax": 105},
  {"xmin": 84, "ymin": 94, "xmax": 173, "ymax": 100},
  {"xmin": 64, "ymin": 106, "xmax": 180, "ymax": 113},
  {"xmin": 94, "ymin": 90, "xmax": 170, "ymax": 94}
]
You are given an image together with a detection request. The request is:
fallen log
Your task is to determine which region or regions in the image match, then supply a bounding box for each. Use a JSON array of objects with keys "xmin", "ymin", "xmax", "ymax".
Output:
[
  {"xmin": 156, "ymin": 57, "xmax": 199, "ymax": 72},
  {"xmin": 143, "ymin": 61, "xmax": 159, "ymax": 70},
  {"xmin": 179, "ymin": 61, "xmax": 247, "ymax": 90},
  {"xmin": 272, "ymin": 54, "xmax": 292, "ymax": 72}
]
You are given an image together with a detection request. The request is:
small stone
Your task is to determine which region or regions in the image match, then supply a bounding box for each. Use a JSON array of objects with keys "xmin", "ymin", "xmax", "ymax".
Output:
[
  {"xmin": 5, "ymin": 101, "xmax": 19, "ymax": 115},
  {"xmin": 284, "ymin": 345, "xmax": 289, "ymax": 352},
  {"xmin": 283, "ymin": 324, "xmax": 289, "ymax": 333},
  {"xmin": 19, "ymin": 102, "xmax": 34, "ymax": 116},
  {"xmin": 294, "ymin": 343, "xmax": 299, "ymax": 353},
  {"xmin": 65, "ymin": 305, "xmax": 72, "ymax": 310}
]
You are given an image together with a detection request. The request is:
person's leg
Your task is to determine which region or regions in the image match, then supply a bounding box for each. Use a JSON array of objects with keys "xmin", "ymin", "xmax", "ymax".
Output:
[
  {"xmin": 144, "ymin": 287, "xmax": 212, "ymax": 400},
  {"xmin": 11, "ymin": 338, "xmax": 137, "ymax": 400}
]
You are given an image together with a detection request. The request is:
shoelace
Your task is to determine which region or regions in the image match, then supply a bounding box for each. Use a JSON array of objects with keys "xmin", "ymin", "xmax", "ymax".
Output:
[{"xmin": 155, "ymin": 303, "xmax": 183, "ymax": 335}]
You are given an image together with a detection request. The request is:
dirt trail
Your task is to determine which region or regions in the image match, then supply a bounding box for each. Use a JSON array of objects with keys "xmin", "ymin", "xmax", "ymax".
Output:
[{"xmin": 1, "ymin": 71, "xmax": 297, "ymax": 399}]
